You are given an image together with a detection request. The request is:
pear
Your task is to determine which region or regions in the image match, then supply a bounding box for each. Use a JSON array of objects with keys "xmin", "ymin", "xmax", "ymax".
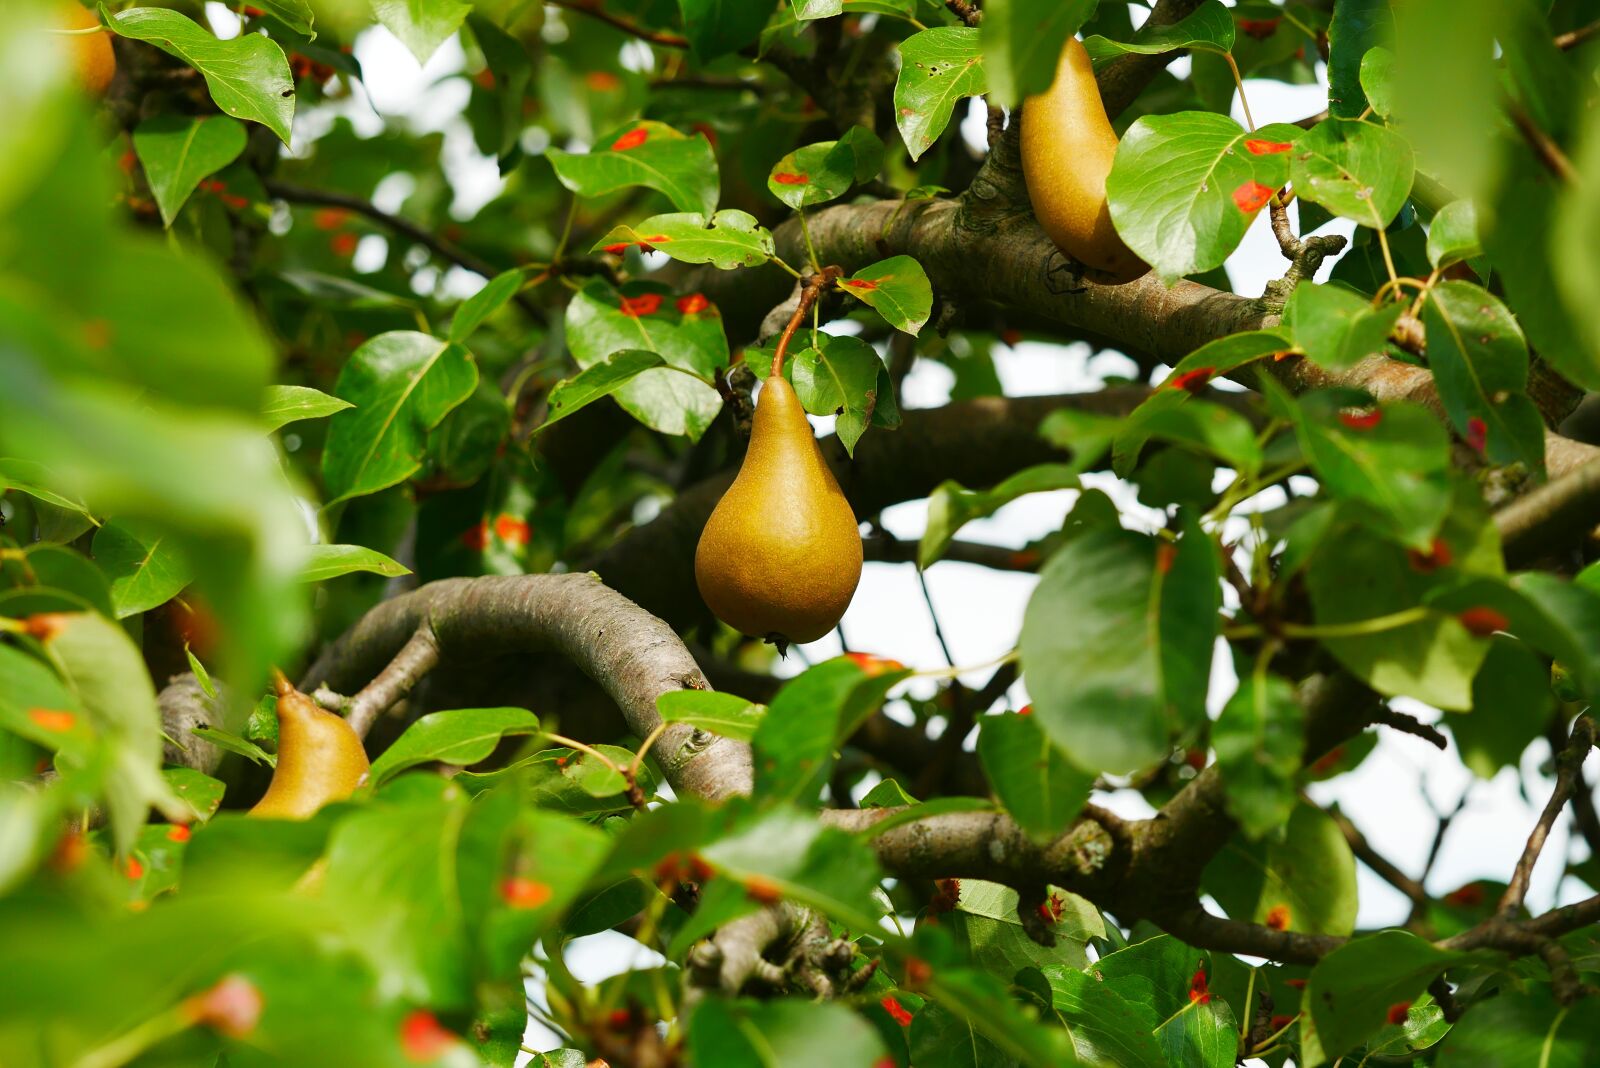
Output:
[
  {"xmin": 695, "ymin": 374, "xmax": 863, "ymax": 646},
  {"xmin": 1020, "ymin": 37, "xmax": 1148, "ymax": 284},
  {"xmin": 58, "ymin": 2, "xmax": 115, "ymax": 96},
  {"xmin": 248, "ymin": 672, "xmax": 369, "ymax": 819}
]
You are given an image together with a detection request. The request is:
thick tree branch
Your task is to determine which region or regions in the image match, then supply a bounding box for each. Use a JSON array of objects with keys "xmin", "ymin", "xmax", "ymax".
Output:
[
  {"xmin": 344, "ymin": 624, "xmax": 440, "ymax": 740},
  {"xmin": 1097, "ymin": 0, "xmax": 1209, "ymax": 119},
  {"xmin": 1497, "ymin": 456, "xmax": 1600, "ymax": 567}
]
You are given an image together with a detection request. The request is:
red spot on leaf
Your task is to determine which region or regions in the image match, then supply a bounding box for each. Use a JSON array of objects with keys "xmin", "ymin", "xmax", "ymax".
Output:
[
  {"xmin": 845, "ymin": 651, "xmax": 904, "ymax": 676},
  {"xmin": 500, "ymin": 876, "xmax": 552, "ymax": 909},
  {"xmin": 126, "ymin": 857, "xmax": 144, "ymax": 880},
  {"xmin": 1233, "ymin": 180, "xmax": 1275, "ymax": 213},
  {"xmin": 1238, "ymin": 17, "xmax": 1280, "ymax": 39},
  {"xmin": 929, "ymin": 879, "xmax": 961, "ymax": 914},
  {"xmin": 1168, "ymin": 366, "xmax": 1214, "ymax": 393},
  {"xmin": 185, "ymin": 975, "xmax": 263, "ymax": 1038},
  {"xmin": 904, "ymin": 957, "xmax": 933, "ymax": 989},
  {"xmin": 1406, "ymin": 537, "xmax": 1453, "ymax": 574},
  {"xmin": 676, "ymin": 293, "xmax": 710, "ymax": 315},
  {"xmin": 584, "ymin": 70, "xmax": 621, "ymax": 92},
  {"xmin": 329, "ymin": 232, "xmax": 359, "ymax": 257},
  {"xmin": 1184, "ymin": 748, "xmax": 1206, "ymax": 771},
  {"xmin": 603, "ymin": 243, "xmax": 630, "ymax": 255},
  {"xmin": 1016, "ymin": 704, "xmax": 1032, "ymax": 716},
  {"xmin": 23, "ymin": 613, "xmax": 72, "ymax": 642},
  {"xmin": 843, "ymin": 278, "xmax": 880, "ymax": 291},
  {"xmin": 494, "ymin": 513, "xmax": 530, "ymax": 546},
  {"xmin": 1189, "ymin": 965, "xmax": 1211, "ymax": 1004},
  {"xmin": 1245, "ymin": 138, "xmax": 1293, "ymax": 156},
  {"xmin": 1465, "ymin": 416, "xmax": 1488, "ymax": 453},
  {"xmin": 611, "ymin": 127, "xmax": 649, "ymax": 151},
  {"xmin": 49, "ymin": 831, "xmax": 87, "ymax": 873},
  {"xmin": 691, "ymin": 121, "xmax": 718, "ymax": 147},
  {"xmin": 29, "ymin": 709, "xmax": 76, "ymax": 733},
  {"xmin": 242, "ymin": 5, "xmax": 265, "ymax": 16},
  {"xmin": 117, "ymin": 149, "xmax": 137, "ymax": 174},
  {"xmin": 1445, "ymin": 883, "xmax": 1485, "ymax": 907},
  {"xmin": 473, "ymin": 68, "xmax": 495, "ymax": 90},
  {"xmin": 1272, "ymin": 349, "xmax": 1294, "ymax": 362},
  {"xmin": 1386, "ymin": 1001, "xmax": 1412, "ymax": 1026},
  {"xmin": 1285, "ymin": 978, "xmax": 1308, "ymax": 990},
  {"xmin": 1458, "ymin": 606, "xmax": 1508, "ymax": 638},
  {"xmin": 881, "ymin": 996, "xmax": 913, "ymax": 1027},
  {"xmin": 460, "ymin": 521, "xmax": 490, "ymax": 552},
  {"xmin": 744, "ymin": 875, "xmax": 782, "ymax": 904},
  {"xmin": 1156, "ymin": 542, "xmax": 1177, "ymax": 575},
  {"xmin": 773, "ymin": 172, "xmax": 810, "ymax": 185},
  {"xmin": 1309, "ymin": 745, "xmax": 1346, "ymax": 776},
  {"xmin": 399, "ymin": 1010, "xmax": 456, "ymax": 1061},
  {"xmin": 1339, "ymin": 408, "xmax": 1382, "ymax": 430},
  {"xmin": 1265, "ymin": 904, "xmax": 1291, "ymax": 931},
  {"xmin": 313, "ymin": 208, "xmax": 350, "ymax": 231},
  {"xmin": 167, "ymin": 824, "xmax": 191, "ymax": 843},
  {"xmin": 607, "ymin": 1008, "xmax": 633, "ymax": 1030},
  {"xmin": 641, "ymin": 234, "xmax": 671, "ymax": 244},
  {"xmin": 1000, "ymin": 328, "xmax": 1023, "ymax": 346},
  {"xmin": 1037, "ymin": 892, "xmax": 1066, "ymax": 924},
  {"xmin": 1270, "ymin": 1014, "xmax": 1296, "ymax": 1031},
  {"xmin": 619, "ymin": 293, "xmax": 663, "ymax": 317}
]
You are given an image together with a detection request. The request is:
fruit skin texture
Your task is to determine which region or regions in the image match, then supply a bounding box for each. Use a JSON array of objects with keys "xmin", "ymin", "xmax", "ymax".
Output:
[
  {"xmin": 695, "ymin": 374, "xmax": 863, "ymax": 645},
  {"xmin": 1020, "ymin": 38, "xmax": 1148, "ymax": 284},
  {"xmin": 59, "ymin": 2, "xmax": 115, "ymax": 96},
  {"xmin": 248, "ymin": 673, "xmax": 370, "ymax": 819}
]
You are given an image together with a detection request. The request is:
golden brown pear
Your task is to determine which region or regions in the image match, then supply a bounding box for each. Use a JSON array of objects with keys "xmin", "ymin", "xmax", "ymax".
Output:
[
  {"xmin": 695, "ymin": 373, "xmax": 863, "ymax": 646},
  {"xmin": 1020, "ymin": 37, "xmax": 1147, "ymax": 284},
  {"xmin": 59, "ymin": 2, "xmax": 115, "ymax": 96},
  {"xmin": 248, "ymin": 672, "xmax": 369, "ymax": 819}
]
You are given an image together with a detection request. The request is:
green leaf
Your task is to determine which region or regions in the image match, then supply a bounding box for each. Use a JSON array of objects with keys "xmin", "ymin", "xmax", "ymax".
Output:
[
  {"xmin": 109, "ymin": 8, "xmax": 295, "ymax": 144},
  {"xmin": 701, "ymin": 806, "xmax": 884, "ymax": 932},
  {"xmin": 260, "ymin": 385, "xmax": 353, "ymax": 431},
  {"xmin": 1021, "ymin": 527, "xmax": 1211, "ymax": 774},
  {"xmin": 1426, "ymin": 200, "xmax": 1482, "ymax": 268},
  {"xmin": 918, "ymin": 964, "xmax": 1080, "ymax": 1067},
  {"xmin": 1391, "ymin": 0, "xmax": 1502, "ymax": 205},
  {"xmin": 1091, "ymin": 936, "xmax": 1239, "ymax": 1068},
  {"xmin": 1282, "ymin": 282, "xmax": 1405, "ymax": 372},
  {"xmin": 790, "ymin": 0, "xmax": 842, "ymax": 19},
  {"xmin": 298, "ymin": 544, "xmax": 410, "ymax": 583},
  {"xmin": 753, "ymin": 659, "xmax": 910, "ymax": 806},
  {"xmin": 539, "ymin": 349, "xmax": 666, "ymax": 433},
  {"xmin": 448, "ymin": 266, "xmax": 535, "ymax": 343},
  {"xmin": 789, "ymin": 334, "xmax": 883, "ymax": 455},
  {"xmin": 1435, "ymin": 986, "xmax": 1600, "ymax": 1067},
  {"xmin": 1289, "ymin": 118, "xmax": 1414, "ymax": 229},
  {"xmin": 657, "ymin": 690, "xmax": 766, "ymax": 742},
  {"xmin": 979, "ymin": 0, "xmax": 1096, "ymax": 108},
  {"xmin": 592, "ymin": 210, "xmax": 775, "ymax": 269},
  {"xmin": 548, "ymin": 121, "xmax": 719, "ymax": 216},
  {"xmin": 564, "ymin": 281, "xmax": 726, "ymax": 440},
  {"xmin": 1421, "ymin": 280, "xmax": 1544, "ymax": 471},
  {"xmin": 162, "ymin": 766, "xmax": 226, "ymax": 820},
  {"xmin": 1165, "ymin": 329, "xmax": 1292, "ymax": 383},
  {"xmin": 1359, "ymin": 45, "xmax": 1396, "ymax": 119},
  {"xmin": 250, "ymin": 0, "xmax": 315, "ymax": 36},
  {"xmin": 1308, "ymin": 930, "xmax": 1494, "ymax": 1061},
  {"xmin": 367, "ymin": 708, "xmax": 541, "ymax": 787},
  {"xmin": 1212, "ymin": 668, "xmax": 1305, "ymax": 839},
  {"xmin": 1039, "ymin": 965, "xmax": 1169, "ymax": 1068},
  {"xmin": 92, "ymin": 519, "xmax": 191, "ymax": 618},
  {"xmin": 949, "ymin": 879, "xmax": 1104, "ymax": 980},
  {"xmin": 371, "ymin": 0, "xmax": 471, "ymax": 64},
  {"xmin": 1453, "ymin": 637, "xmax": 1553, "ymax": 778},
  {"xmin": 1203, "ymin": 802, "xmax": 1359, "ymax": 937},
  {"xmin": 0, "ymin": 459, "xmax": 93, "ymax": 520},
  {"xmin": 1112, "ymin": 394, "xmax": 1264, "ymax": 479},
  {"xmin": 976, "ymin": 713, "xmax": 1091, "ymax": 840},
  {"xmin": 1083, "ymin": 0, "xmax": 1236, "ymax": 59},
  {"xmin": 689, "ymin": 998, "xmax": 888, "ymax": 1068},
  {"xmin": 1428, "ymin": 573, "xmax": 1600, "ymax": 698},
  {"xmin": 840, "ymin": 255, "xmax": 933, "ymax": 335},
  {"xmin": 676, "ymin": 0, "xmax": 771, "ymax": 61},
  {"xmin": 131, "ymin": 115, "xmax": 247, "ymax": 227},
  {"xmin": 1327, "ymin": 0, "xmax": 1391, "ymax": 118},
  {"xmin": 895, "ymin": 28, "xmax": 987, "ymax": 161},
  {"xmin": 321, "ymin": 331, "xmax": 478, "ymax": 504},
  {"xmin": 191, "ymin": 724, "xmax": 276, "ymax": 767},
  {"xmin": 1108, "ymin": 114, "xmax": 1301, "ymax": 284},
  {"xmin": 921, "ymin": 463, "xmax": 1079, "ymax": 568},
  {"xmin": 767, "ymin": 127, "xmax": 882, "ymax": 209}
]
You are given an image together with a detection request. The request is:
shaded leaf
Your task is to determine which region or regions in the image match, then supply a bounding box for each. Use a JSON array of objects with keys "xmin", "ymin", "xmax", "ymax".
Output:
[
  {"xmin": 367, "ymin": 707, "xmax": 541, "ymax": 786},
  {"xmin": 92, "ymin": 519, "xmax": 191, "ymax": 618},
  {"xmin": 260, "ymin": 385, "xmax": 352, "ymax": 431},
  {"xmin": 1421, "ymin": 280, "xmax": 1543, "ymax": 471},
  {"xmin": 539, "ymin": 349, "xmax": 666, "ymax": 433},
  {"xmin": 895, "ymin": 28, "xmax": 986, "ymax": 161},
  {"xmin": 976, "ymin": 713, "xmax": 1091, "ymax": 839},
  {"xmin": 131, "ymin": 115, "xmax": 247, "ymax": 227},
  {"xmin": 1203, "ymin": 802, "xmax": 1359, "ymax": 937},
  {"xmin": 980, "ymin": 0, "xmax": 1097, "ymax": 107},
  {"xmin": 656, "ymin": 690, "xmax": 766, "ymax": 742}
]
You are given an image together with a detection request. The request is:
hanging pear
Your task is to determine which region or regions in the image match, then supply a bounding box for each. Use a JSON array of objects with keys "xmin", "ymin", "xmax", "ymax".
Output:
[
  {"xmin": 248, "ymin": 671, "xmax": 369, "ymax": 819},
  {"xmin": 58, "ymin": 2, "xmax": 115, "ymax": 96},
  {"xmin": 1020, "ymin": 37, "xmax": 1148, "ymax": 284},
  {"xmin": 695, "ymin": 373, "xmax": 863, "ymax": 647}
]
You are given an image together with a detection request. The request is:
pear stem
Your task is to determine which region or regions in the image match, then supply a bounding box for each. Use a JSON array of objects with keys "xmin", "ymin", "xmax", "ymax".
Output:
[{"xmin": 771, "ymin": 265, "xmax": 842, "ymax": 376}]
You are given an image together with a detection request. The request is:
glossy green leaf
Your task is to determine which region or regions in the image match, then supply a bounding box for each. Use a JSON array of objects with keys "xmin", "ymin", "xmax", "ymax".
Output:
[
  {"xmin": 548, "ymin": 121, "xmax": 718, "ymax": 216},
  {"xmin": 895, "ymin": 28, "xmax": 986, "ymax": 161},
  {"xmin": 701, "ymin": 806, "xmax": 883, "ymax": 932},
  {"xmin": 131, "ymin": 115, "xmax": 246, "ymax": 227},
  {"xmin": 448, "ymin": 266, "xmax": 536, "ymax": 343},
  {"xmin": 1107, "ymin": 114, "xmax": 1300, "ymax": 284},
  {"xmin": 840, "ymin": 255, "xmax": 933, "ymax": 335},
  {"xmin": 1452, "ymin": 637, "xmax": 1553, "ymax": 778},
  {"xmin": 592, "ymin": 210, "xmax": 775, "ymax": 269},
  {"xmin": 0, "ymin": 459, "xmax": 92, "ymax": 520},
  {"xmin": 979, "ymin": 0, "xmax": 1096, "ymax": 107},
  {"xmin": 260, "ymin": 385, "xmax": 352, "ymax": 431},
  {"xmin": 371, "ymin": 0, "xmax": 471, "ymax": 64},
  {"xmin": 1040, "ymin": 965, "xmax": 1169, "ymax": 1068},
  {"xmin": 921, "ymin": 463, "xmax": 1079, "ymax": 569},
  {"xmin": 1213, "ymin": 668, "xmax": 1305, "ymax": 839},
  {"xmin": 92, "ymin": 519, "xmax": 191, "ymax": 618},
  {"xmin": 1093, "ymin": 936, "xmax": 1239, "ymax": 1068},
  {"xmin": 539, "ymin": 349, "xmax": 666, "ymax": 433},
  {"xmin": 1083, "ymin": 0, "xmax": 1235, "ymax": 59},
  {"xmin": 1422, "ymin": 280, "xmax": 1544, "ymax": 470},
  {"xmin": 767, "ymin": 128, "xmax": 882, "ymax": 209},
  {"xmin": 1426, "ymin": 200, "xmax": 1482, "ymax": 268},
  {"xmin": 1112, "ymin": 394, "xmax": 1264, "ymax": 479},
  {"xmin": 789, "ymin": 334, "xmax": 882, "ymax": 455},
  {"xmin": 1428, "ymin": 572, "xmax": 1600, "ymax": 698},
  {"xmin": 1435, "ymin": 986, "xmax": 1600, "ymax": 1067},
  {"xmin": 298, "ymin": 544, "xmax": 409, "ymax": 583},
  {"xmin": 976, "ymin": 713, "xmax": 1091, "ymax": 839},
  {"xmin": 676, "ymin": 0, "xmax": 770, "ymax": 61},
  {"xmin": 1391, "ymin": 0, "xmax": 1502, "ymax": 204},
  {"xmin": 368, "ymin": 708, "xmax": 540, "ymax": 786},
  {"xmin": 1290, "ymin": 118, "xmax": 1414, "ymax": 229},
  {"xmin": 1282, "ymin": 282, "xmax": 1404, "ymax": 372},
  {"xmin": 1327, "ymin": 0, "xmax": 1391, "ymax": 118},
  {"xmin": 322, "ymin": 331, "xmax": 478, "ymax": 503},
  {"xmin": 689, "ymin": 998, "xmax": 888, "ymax": 1068},
  {"xmin": 109, "ymin": 8, "xmax": 295, "ymax": 144},
  {"xmin": 656, "ymin": 690, "xmax": 766, "ymax": 742}
]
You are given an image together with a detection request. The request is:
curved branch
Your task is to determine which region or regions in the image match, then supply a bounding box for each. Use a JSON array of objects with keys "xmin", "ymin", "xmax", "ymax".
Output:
[
  {"xmin": 1497, "ymin": 456, "xmax": 1600, "ymax": 567},
  {"xmin": 345, "ymin": 624, "xmax": 440, "ymax": 739},
  {"xmin": 301, "ymin": 573, "xmax": 752, "ymax": 801}
]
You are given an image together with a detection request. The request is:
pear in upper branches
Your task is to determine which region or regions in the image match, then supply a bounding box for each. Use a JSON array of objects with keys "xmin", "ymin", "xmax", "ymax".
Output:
[{"xmin": 248, "ymin": 672, "xmax": 369, "ymax": 819}]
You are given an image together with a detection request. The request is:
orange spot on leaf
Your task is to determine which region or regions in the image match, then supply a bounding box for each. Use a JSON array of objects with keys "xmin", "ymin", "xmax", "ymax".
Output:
[
  {"xmin": 1168, "ymin": 366, "xmax": 1214, "ymax": 393},
  {"xmin": 904, "ymin": 957, "xmax": 933, "ymax": 989},
  {"xmin": 585, "ymin": 70, "xmax": 622, "ymax": 92},
  {"xmin": 1244, "ymin": 139, "xmax": 1293, "ymax": 156},
  {"xmin": 494, "ymin": 514, "xmax": 530, "ymax": 546},
  {"xmin": 1156, "ymin": 542, "xmax": 1177, "ymax": 575},
  {"xmin": 1189, "ymin": 965, "xmax": 1211, "ymax": 1004},
  {"xmin": 1265, "ymin": 904, "xmax": 1291, "ymax": 930},
  {"xmin": 1457, "ymin": 606, "xmax": 1508, "ymax": 638},
  {"xmin": 773, "ymin": 172, "xmax": 810, "ymax": 185},
  {"xmin": 1406, "ymin": 537, "xmax": 1453, "ymax": 574},
  {"xmin": 313, "ymin": 207, "xmax": 350, "ymax": 231},
  {"xmin": 1339, "ymin": 408, "xmax": 1382, "ymax": 430},
  {"xmin": 500, "ymin": 876, "xmax": 552, "ymax": 909},
  {"xmin": 881, "ymin": 996, "xmax": 913, "ymax": 1027},
  {"xmin": 1386, "ymin": 1000, "xmax": 1412, "ymax": 1026},
  {"xmin": 29, "ymin": 709, "xmax": 76, "ymax": 733},
  {"xmin": 619, "ymin": 293, "xmax": 663, "ymax": 317},
  {"xmin": 676, "ymin": 293, "xmax": 710, "ymax": 314},
  {"xmin": 460, "ymin": 521, "xmax": 490, "ymax": 552},
  {"xmin": 126, "ymin": 857, "xmax": 144, "ymax": 880},
  {"xmin": 744, "ymin": 875, "xmax": 783, "ymax": 904},
  {"xmin": 329, "ymin": 232, "xmax": 359, "ymax": 257},
  {"xmin": 845, "ymin": 652, "xmax": 904, "ymax": 676},
  {"xmin": 611, "ymin": 127, "xmax": 649, "ymax": 151},
  {"xmin": 167, "ymin": 824, "xmax": 192, "ymax": 843},
  {"xmin": 843, "ymin": 278, "xmax": 880, "ymax": 291},
  {"xmin": 1465, "ymin": 415, "xmax": 1488, "ymax": 452},
  {"xmin": 603, "ymin": 243, "xmax": 630, "ymax": 255},
  {"xmin": 1016, "ymin": 704, "xmax": 1032, "ymax": 716},
  {"xmin": 1233, "ymin": 180, "xmax": 1275, "ymax": 213},
  {"xmin": 399, "ymin": 1010, "xmax": 456, "ymax": 1061}
]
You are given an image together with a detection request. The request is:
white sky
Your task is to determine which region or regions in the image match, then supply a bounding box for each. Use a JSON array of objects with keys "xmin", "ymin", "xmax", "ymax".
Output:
[{"xmin": 210, "ymin": 1, "xmax": 1599, "ymax": 1057}]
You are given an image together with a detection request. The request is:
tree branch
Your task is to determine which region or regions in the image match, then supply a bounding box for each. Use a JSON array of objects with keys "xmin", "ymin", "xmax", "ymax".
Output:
[
  {"xmin": 1498, "ymin": 715, "xmax": 1597, "ymax": 917},
  {"xmin": 344, "ymin": 624, "xmax": 439, "ymax": 739},
  {"xmin": 546, "ymin": 0, "xmax": 689, "ymax": 48},
  {"xmin": 1497, "ymin": 456, "xmax": 1600, "ymax": 567},
  {"xmin": 1327, "ymin": 805, "xmax": 1429, "ymax": 910}
]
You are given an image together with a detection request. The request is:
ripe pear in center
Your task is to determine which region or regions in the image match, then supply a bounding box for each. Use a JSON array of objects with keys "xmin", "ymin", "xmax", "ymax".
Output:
[
  {"xmin": 1020, "ymin": 37, "xmax": 1148, "ymax": 284},
  {"xmin": 695, "ymin": 373, "xmax": 863, "ymax": 646},
  {"xmin": 248, "ymin": 672, "xmax": 369, "ymax": 819}
]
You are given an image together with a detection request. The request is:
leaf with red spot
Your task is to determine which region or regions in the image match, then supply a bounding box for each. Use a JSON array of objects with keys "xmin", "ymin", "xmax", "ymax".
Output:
[
  {"xmin": 1421, "ymin": 280, "xmax": 1544, "ymax": 473},
  {"xmin": 132, "ymin": 114, "xmax": 248, "ymax": 228},
  {"xmin": 1203, "ymin": 802, "xmax": 1358, "ymax": 937},
  {"xmin": 894, "ymin": 28, "xmax": 987, "ymax": 161},
  {"xmin": 1427, "ymin": 573, "xmax": 1600, "ymax": 697},
  {"xmin": 767, "ymin": 126, "xmax": 883, "ymax": 209},
  {"xmin": 589, "ymin": 210, "xmax": 774, "ymax": 269},
  {"xmin": 548, "ymin": 121, "xmax": 719, "ymax": 215},
  {"xmin": 1107, "ymin": 114, "xmax": 1303, "ymax": 283},
  {"xmin": 841, "ymin": 255, "xmax": 932, "ymax": 335}
]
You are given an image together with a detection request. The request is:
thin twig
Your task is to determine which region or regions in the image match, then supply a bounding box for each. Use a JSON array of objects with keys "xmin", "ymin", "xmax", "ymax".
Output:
[
  {"xmin": 1555, "ymin": 19, "xmax": 1600, "ymax": 50},
  {"xmin": 344, "ymin": 625, "xmax": 440, "ymax": 739},
  {"xmin": 547, "ymin": 0, "xmax": 689, "ymax": 48},
  {"xmin": 1499, "ymin": 716, "xmax": 1598, "ymax": 916},
  {"xmin": 1327, "ymin": 806, "xmax": 1428, "ymax": 908},
  {"xmin": 944, "ymin": 0, "xmax": 981, "ymax": 27},
  {"xmin": 916, "ymin": 568, "xmax": 956, "ymax": 669},
  {"xmin": 771, "ymin": 266, "xmax": 842, "ymax": 376},
  {"xmin": 1506, "ymin": 97, "xmax": 1576, "ymax": 184},
  {"xmin": 262, "ymin": 180, "xmax": 544, "ymax": 320},
  {"xmin": 1371, "ymin": 708, "xmax": 1448, "ymax": 750}
]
